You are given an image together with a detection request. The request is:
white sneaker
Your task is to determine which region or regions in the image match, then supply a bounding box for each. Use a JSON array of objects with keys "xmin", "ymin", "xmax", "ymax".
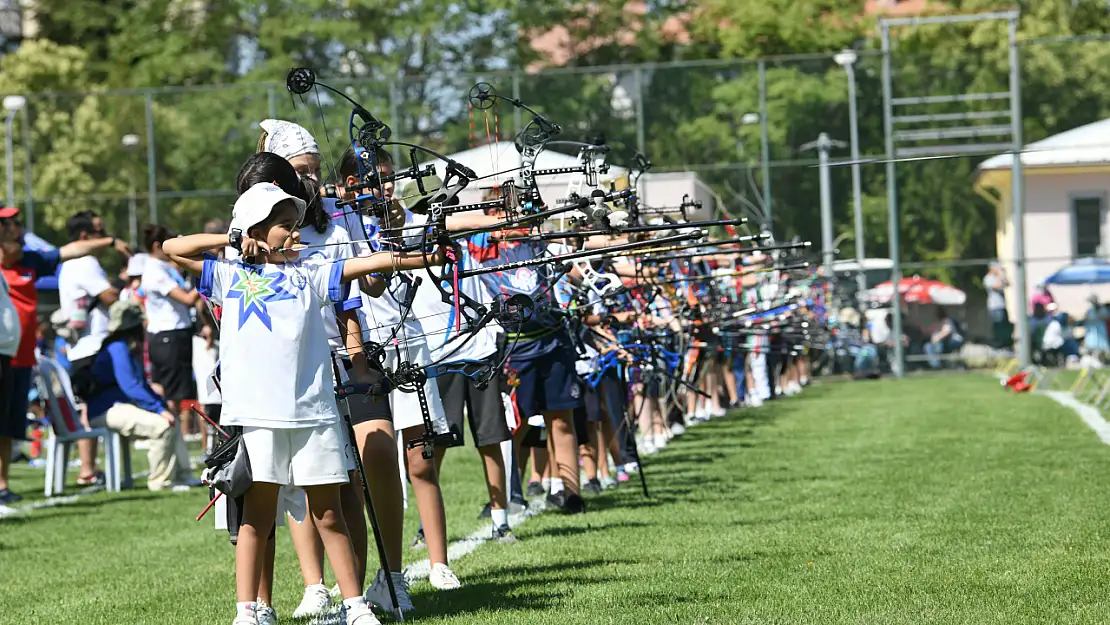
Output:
[
  {"xmin": 710, "ymin": 406, "xmax": 726, "ymax": 418},
  {"xmin": 364, "ymin": 569, "xmax": 415, "ymax": 613},
  {"xmin": 748, "ymin": 395, "xmax": 763, "ymax": 408},
  {"xmin": 345, "ymin": 602, "xmax": 382, "ymax": 625},
  {"xmin": 788, "ymin": 382, "xmax": 802, "ymax": 395},
  {"xmin": 255, "ymin": 601, "xmax": 277, "ymax": 625},
  {"xmin": 428, "ymin": 563, "xmax": 462, "ymax": 590},
  {"xmin": 669, "ymin": 423, "xmax": 686, "ymax": 437},
  {"xmin": 292, "ymin": 583, "xmax": 332, "ymax": 619},
  {"xmin": 653, "ymin": 435, "xmax": 669, "ymax": 450},
  {"xmin": 231, "ymin": 617, "xmax": 258, "ymax": 625}
]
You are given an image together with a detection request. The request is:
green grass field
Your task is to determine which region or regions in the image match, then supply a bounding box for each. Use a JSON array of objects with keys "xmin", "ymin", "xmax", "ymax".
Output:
[{"xmin": 4, "ymin": 375, "xmax": 1110, "ymax": 624}]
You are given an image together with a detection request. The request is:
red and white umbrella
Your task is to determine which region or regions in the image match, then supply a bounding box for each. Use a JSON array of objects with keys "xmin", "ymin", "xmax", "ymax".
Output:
[{"xmin": 867, "ymin": 276, "xmax": 966, "ymax": 306}]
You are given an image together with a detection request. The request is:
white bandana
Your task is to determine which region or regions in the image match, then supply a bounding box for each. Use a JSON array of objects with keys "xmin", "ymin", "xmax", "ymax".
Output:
[{"xmin": 259, "ymin": 119, "xmax": 319, "ymax": 161}]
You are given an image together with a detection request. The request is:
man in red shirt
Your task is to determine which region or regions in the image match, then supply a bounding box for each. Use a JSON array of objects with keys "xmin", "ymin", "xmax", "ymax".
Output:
[{"xmin": 0, "ymin": 207, "xmax": 130, "ymax": 503}]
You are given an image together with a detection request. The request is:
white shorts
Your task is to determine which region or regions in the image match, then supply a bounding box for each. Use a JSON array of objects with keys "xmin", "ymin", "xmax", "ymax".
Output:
[
  {"xmin": 383, "ymin": 341, "xmax": 450, "ymax": 433},
  {"xmin": 242, "ymin": 423, "xmax": 351, "ymax": 487}
]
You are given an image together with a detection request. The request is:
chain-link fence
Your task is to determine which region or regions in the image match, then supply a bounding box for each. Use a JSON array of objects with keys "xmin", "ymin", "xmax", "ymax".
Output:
[{"xmin": 4, "ymin": 30, "xmax": 1110, "ymax": 371}]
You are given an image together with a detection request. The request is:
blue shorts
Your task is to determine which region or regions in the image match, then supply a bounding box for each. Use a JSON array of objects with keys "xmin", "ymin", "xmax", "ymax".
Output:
[{"xmin": 509, "ymin": 344, "xmax": 582, "ymax": 418}]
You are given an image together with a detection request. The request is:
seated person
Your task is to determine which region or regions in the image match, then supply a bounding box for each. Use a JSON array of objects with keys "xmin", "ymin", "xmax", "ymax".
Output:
[
  {"xmin": 924, "ymin": 307, "xmax": 964, "ymax": 369},
  {"xmin": 84, "ymin": 300, "xmax": 198, "ymax": 492}
]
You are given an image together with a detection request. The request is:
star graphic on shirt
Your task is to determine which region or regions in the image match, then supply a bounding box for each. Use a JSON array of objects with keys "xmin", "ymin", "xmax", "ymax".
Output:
[{"xmin": 225, "ymin": 268, "xmax": 297, "ymax": 331}]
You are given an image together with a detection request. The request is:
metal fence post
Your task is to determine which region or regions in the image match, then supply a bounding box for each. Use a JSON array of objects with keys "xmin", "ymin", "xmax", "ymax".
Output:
[
  {"xmin": 881, "ymin": 24, "xmax": 905, "ymax": 378},
  {"xmin": 511, "ymin": 71, "xmax": 522, "ymax": 137},
  {"xmin": 758, "ymin": 60, "xmax": 772, "ymax": 232},
  {"xmin": 21, "ymin": 105, "xmax": 32, "ymax": 233},
  {"xmin": 267, "ymin": 86, "xmax": 277, "ymax": 120},
  {"xmin": 633, "ymin": 67, "xmax": 645, "ymax": 154},
  {"xmin": 1008, "ymin": 16, "xmax": 1030, "ymax": 368},
  {"xmin": 145, "ymin": 93, "xmax": 157, "ymax": 223},
  {"xmin": 389, "ymin": 77, "xmax": 402, "ymax": 163}
]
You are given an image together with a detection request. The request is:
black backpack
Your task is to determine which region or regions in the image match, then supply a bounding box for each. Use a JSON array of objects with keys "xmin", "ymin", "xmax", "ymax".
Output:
[{"xmin": 68, "ymin": 349, "xmax": 115, "ymax": 402}]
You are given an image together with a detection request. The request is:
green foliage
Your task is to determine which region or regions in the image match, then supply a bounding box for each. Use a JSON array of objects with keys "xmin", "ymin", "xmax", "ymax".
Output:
[{"xmin": 2, "ymin": 0, "xmax": 1109, "ymax": 298}]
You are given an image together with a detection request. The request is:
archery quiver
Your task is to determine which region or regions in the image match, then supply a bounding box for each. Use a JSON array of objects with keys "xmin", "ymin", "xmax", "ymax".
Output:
[{"xmin": 203, "ymin": 431, "xmax": 253, "ymax": 499}]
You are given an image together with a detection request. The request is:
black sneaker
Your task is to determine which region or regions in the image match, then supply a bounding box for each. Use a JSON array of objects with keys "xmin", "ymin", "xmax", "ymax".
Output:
[
  {"xmin": 546, "ymin": 491, "xmax": 587, "ymax": 515},
  {"xmin": 562, "ymin": 493, "xmax": 587, "ymax": 515},
  {"xmin": 492, "ymin": 524, "xmax": 517, "ymax": 543},
  {"xmin": 477, "ymin": 503, "xmax": 492, "ymax": 520},
  {"xmin": 526, "ymin": 481, "xmax": 545, "ymax": 497},
  {"xmin": 411, "ymin": 527, "xmax": 426, "ymax": 550},
  {"xmin": 582, "ymin": 478, "xmax": 602, "ymax": 495},
  {"xmin": 545, "ymin": 491, "xmax": 566, "ymax": 509},
  {"xmin": 0, "ymin": 488, "xmax": 22, "ymax": 504}
]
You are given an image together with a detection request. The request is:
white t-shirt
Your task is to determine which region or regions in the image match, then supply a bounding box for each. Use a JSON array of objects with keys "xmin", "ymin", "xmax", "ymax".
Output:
[
  {"xmin": 59, "ymin": 256, "xmax": 113, "ymax": 360},
  {"xmin": 299, "ymin": 221, "xmax": 363, "ymax": 352},
  {"xmin": 0, "ymin": 273, "xmax": 21, "ymax": 357},
  {"xmin": 227, "ymin": 218, "xmax": 363, "ymax": 353},
  {"xmin": 409, "ymin": 262, "xmax": 501, "ymax": 363},
  {"xmin": 142, "ymin": 257, "xmax": 195, "ymax": 334},
  {"xmin": 198, "ymin": 256, "xmax": 350, "ymax": 428},
  {"xmin": 402, "ymin": 211, "xmax": 497, "ymax": 360},
  {"xmin": 192, "ymin": 335, "xmax": 221, "ymax": 405},
  {"xmin": 331, "ymin": 202, "xmax": 410, "ymax": 347}
]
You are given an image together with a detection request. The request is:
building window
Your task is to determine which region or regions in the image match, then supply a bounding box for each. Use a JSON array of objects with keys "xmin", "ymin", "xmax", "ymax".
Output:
[{"xmin": 1073, "ymin": 196, "xmax": 1105, "ymax": 258}]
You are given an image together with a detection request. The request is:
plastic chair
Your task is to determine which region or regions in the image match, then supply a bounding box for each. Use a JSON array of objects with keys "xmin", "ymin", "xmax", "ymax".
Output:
[{"xmin": 35, "ymin": 357, "xmax": 131, "ymax": 495}]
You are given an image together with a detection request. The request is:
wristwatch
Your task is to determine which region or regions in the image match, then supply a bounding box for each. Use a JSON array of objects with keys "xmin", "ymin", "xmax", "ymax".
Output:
[{"xmin": 228, "ymin": 229, "xmax": 243, "ymax": 252}]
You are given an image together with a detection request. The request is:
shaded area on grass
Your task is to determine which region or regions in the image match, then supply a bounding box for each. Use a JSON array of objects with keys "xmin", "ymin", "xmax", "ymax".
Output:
[{"xmin": 4, "ymin": 376, "xmax": 1110, "ymax": 624}]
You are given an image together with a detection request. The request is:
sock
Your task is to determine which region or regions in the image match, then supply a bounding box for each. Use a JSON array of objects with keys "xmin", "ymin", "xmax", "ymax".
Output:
[
  {"xmin": 550, "ymin": 477, "xmax": 565, "ymax": 494},
  {"xmin": 236, "ymin": 601, "xmax": 257, "ymax": 619},
  {"xmin": 343, "ymin": 596, "xmax": 368, "ymax": 611},
  {"xmin": 491, "ymin": 507, "xmax": 509, "ymax": 528},
  {"xmin": 541, "ymin": 477, "xmax": 551, "ymax": 491}
]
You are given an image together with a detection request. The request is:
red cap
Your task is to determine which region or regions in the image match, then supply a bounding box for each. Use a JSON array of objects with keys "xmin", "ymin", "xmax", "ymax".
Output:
[{"xmin": 0, "ymin": 207, "xmax": 18, "ymax": 219}]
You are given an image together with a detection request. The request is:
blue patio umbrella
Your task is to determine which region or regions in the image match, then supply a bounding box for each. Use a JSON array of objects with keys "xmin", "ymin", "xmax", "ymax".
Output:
[{"xmin": 1043, "ymin": 258, "xmax": 1110, "ymax": 285}]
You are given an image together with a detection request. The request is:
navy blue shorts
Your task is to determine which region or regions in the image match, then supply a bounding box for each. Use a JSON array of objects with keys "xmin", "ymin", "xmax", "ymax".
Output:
[
  {"xmin": 509, "ymin": 344, "xmax": 582, "ymax": 418},
  {"xmin": 4, "ymin": 366, "xmax": 32, "ymax": 440}
]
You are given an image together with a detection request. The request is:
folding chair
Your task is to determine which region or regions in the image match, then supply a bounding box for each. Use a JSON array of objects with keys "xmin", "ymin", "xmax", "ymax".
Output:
[{"xmin": 35, "ymin": 357, "xmax": 131, "ymax": 495}]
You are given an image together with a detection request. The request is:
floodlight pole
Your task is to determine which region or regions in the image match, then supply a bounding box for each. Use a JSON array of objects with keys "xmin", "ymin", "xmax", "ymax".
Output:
[
  {"xmin": 835, "ymin": 50, "xmax": 867, "ymax": 299},
  {"xmin": 801, "ymin": 133, "xmax": 847, "ymax": 278}
]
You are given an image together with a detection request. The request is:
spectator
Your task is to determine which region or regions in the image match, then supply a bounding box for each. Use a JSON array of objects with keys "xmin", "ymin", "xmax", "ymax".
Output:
[
  {"xmin": 59, "ymin": 211, "xmax": 131, "ymax": 362},
  {"xmin": 49, "ymin": 310, "xmax": 72, "ymax": 372},
  {"xmin": 85, "ymin": 300, "xmax": 197, "ymax": 492},
  {"xmin": 0, "ymin": 270, "xmax": 20, "ymax": 503},
  {"xmin": 1083, "ymin": 296, "xmax": 1109, "ymax": 358},
  {"xmin": 984, "ymin": 263, "xmax": 1010, "ymax": 347},
  {"xmin": 1031, "ymin": 283, "xmax": 1054, "ymax": 315},
  {"xmin": 1, "ymin": 207, "xmax": 129, "ymax": 495},
  {"xmin": 924, "ymin": 307, "xmax": 964, "ymax": 369},
  {"xmin": 120, "ymin": 253, "xmax": 149, "ymax": 305},
  {"xmin": 140, "ymin": 225, "xmax": 201, "ymax": 440}
]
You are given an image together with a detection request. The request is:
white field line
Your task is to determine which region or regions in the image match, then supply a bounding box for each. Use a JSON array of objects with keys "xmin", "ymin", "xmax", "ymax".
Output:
[
  {"xmin": 0, "ymin": 453, "xmax": 212, "ymax": 521},
  {"xmin": 994, "ymin": 372, "xmax": 1110, "ymax": 446},
  {"xmin": 1043, "ymin": 390, "xmax": 1110, "ymax": 445},
  {"xmin": 403, "ymin": 504, "xmax": 539, "ymax": 581}
]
